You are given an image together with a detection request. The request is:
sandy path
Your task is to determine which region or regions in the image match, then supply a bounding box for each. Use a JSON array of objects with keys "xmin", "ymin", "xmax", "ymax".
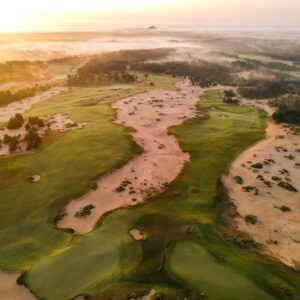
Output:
[
  {"xmin": 223, "ymin": 114, "xmax": 300, "ymax": 269},
  {"xmin": 0, "ymin": 86, "xmax": 66, "ymax": 123},
  {"xmin": 0, "ymin": 272, "xmax": 37, "ymax": 300},
  {"xmin": 58, "ymin": 80, "xmax": 202, "ymax": 234}
]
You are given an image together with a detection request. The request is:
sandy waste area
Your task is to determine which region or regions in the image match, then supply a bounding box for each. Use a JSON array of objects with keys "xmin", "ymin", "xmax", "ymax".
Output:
[
  {"xmin": 224, "ymin": 101, "xmax": 300, "ymax": 269},
  {"xmin": 58, "ymin": 80, "xmax": 203, "ymax": 234}
]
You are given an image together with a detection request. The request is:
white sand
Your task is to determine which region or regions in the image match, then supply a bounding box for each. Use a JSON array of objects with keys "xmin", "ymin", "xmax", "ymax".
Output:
[
  {"xmin": 58, "ymin": 80, "xmax": 203, "ymax": 234},
  {"xmin": 0, "ymin": 272, "xmax": 36, "ymax": 300}
]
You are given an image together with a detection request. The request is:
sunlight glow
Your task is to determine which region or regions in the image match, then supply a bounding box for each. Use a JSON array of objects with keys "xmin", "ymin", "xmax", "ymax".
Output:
[{"xmin": 0, "ymin": 0, "xmax": 299, "ymax": 32}]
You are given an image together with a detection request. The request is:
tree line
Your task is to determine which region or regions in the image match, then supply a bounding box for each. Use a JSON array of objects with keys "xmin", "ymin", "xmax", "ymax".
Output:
[{"xmin": 0, "ymin": 84, "xmax": 51, "ymax": 107}]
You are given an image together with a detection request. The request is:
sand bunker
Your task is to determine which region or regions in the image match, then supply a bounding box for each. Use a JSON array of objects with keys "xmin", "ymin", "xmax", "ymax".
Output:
[
  {"xmin": 129, "ymin": 229, "xmax": 147, "ymax": 241},
  {"xmin": 0, "ymin": 86, "xmax": 66, "ymax": 123},
  {"xmin": 0, "ymin": 271, "xmax": 37, "ymax": 300},
  {"xmin": 58, "ymin": 80, "xmax": 203, "ymax": 234},
  {"xmin": 31, "ymin": 175, "xmax": 41, "ymax": 183},
  {"xmin": 223, "ymin": 119, "xmax": 300, "ymax": 269}
]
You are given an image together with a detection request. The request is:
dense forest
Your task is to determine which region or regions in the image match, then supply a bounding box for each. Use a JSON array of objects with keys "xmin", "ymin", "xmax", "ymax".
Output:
[
  {"xmin": 133, "ymin": 61, "xmax": 233, "ymax": 87},
  {"xmin": 67, "ymin": 49, "xmax": 172, "ymax": 86},
  {"xmin": 238, "ymin": 78, "xmax": 300, "ymax": 99},
  {"xmin": 68, "ymin": 49, "xmax": 233, "ymax": 87},
  {"xmin": 270, "ymin": 96, "xmax": 300, "ymax": 124}
]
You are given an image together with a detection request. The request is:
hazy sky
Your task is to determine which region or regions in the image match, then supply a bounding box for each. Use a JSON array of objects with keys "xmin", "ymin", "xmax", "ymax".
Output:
[{"xmin": 1, "ymin": 0, "xmax": 300, "ymax": 31}]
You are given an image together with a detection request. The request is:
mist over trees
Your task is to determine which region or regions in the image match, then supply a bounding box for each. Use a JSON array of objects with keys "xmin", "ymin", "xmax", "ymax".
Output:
[
  {"xmin": 67, "ymin": 49, "xmax": 172, "ymax": 86},
  {"xmin": 0, "ymin": 60, "xmax": 47, "ymax": 83},
  {"xmin": 67, "ymin": 48, "xmax": 233, "ymax": 87},
  {"xmin": 133, "ymin": 61, "xmax": 233, "ymax": 87}
]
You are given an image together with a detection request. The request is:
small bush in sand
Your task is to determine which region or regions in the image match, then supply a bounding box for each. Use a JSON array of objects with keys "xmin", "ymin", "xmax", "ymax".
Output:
[
  {"xmin": 278, "ymin": 181, "xmax": 298, "ymax": 192},
  {"xmin": 3, "ymin": 134, "xmax": 19, "ymax": 153},
  {"xmin": 115, "ymin": 185, "xmax": 125, "ymax": 193},
  {"xmin": 65, "ymin": 122, "xmax": 76, "ymax": 128},
  {"xmin": 28, "ymin": 116, "xmax": 45, "ymax": 127},
  {"xmin": 74, "ymin": 204, "xmax": 95, "ymax": 219},
  {"xmin": 91, "ymin": 182, "xmax": 98, "ymax": 190},
  {"xmin": 264, "ymin": 158, "xmax": 275, "ymax": 165},
  {"xmin": 271, "ymin": 176, "xmax": 281, "ymax": 182},
  {"xmin": 284, "ymin": 155, "xmax": 295, "ymax": 160},
  {"xmin": 275, "ymin": 205, "xmax": 292, "ymax": 212},
  {"xmin": 267, "ymin": 239, "xmax": 279, "ymax": 245},
  {"xmin": 242, "ymin": 186, "xmax": 255, "ymax": 193},
  {"xmin": 233, "ymin": 176, "xmax": 244, "ymax": 185},
  {"xmin": 256, "ymin": 175, "xmax": 272, "ymax": 187},
  {"xmin": 275, "ymin": 146, "xmax": 288, "ymax": 152},
  {"xmin": 245, "ymin": 214, "xmax": 258, "ymax": 225},
  {"xmin": 229, "ymin": 233, "xmax": 260, "ymax": 250},
  {"xmin": 251, "ymin": 162, "xmax": 263, "ymax": 169},
  {"xmin": 279, "ymin": 168, "xmax": 289, "ymax": 175}
]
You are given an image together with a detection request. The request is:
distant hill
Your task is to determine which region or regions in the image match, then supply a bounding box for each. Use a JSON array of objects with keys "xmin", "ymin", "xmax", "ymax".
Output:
[{"xmin": 147, "ymin": 26, "xmax": 157, "ymax": 30}]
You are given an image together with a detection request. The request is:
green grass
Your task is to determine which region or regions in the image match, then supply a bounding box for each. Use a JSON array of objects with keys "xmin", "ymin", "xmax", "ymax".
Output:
[
  {"xmin": 131, "ymin": 71, "xmax": 177, "ymax": 90},
  {"xmin": 0, "ymin": 84, "xmax": 145, "ymax": 270},
  {"xmin": 169, "ymin": 241, "xmax": 273, "ymax": 300},
  {"xmin": 2, "ymin": 86, "xmax": 300, "ymax": 300},
  {"xmin": 25, "ymin": 209, "xmax": 143, "ymax": 300}
]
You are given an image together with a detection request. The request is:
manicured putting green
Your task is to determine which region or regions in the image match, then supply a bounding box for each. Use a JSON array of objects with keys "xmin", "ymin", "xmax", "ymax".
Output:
[{"xmin": 169, "ymin": 241, "xmax": 273, "ymax": 300}]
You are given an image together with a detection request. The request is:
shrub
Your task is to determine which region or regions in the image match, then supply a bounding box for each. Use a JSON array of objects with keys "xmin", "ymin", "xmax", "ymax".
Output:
[
  {"xmin": 278, "ymin": 181, "xmax": 298, "ymax": 192},
  {"xmin": 7, "ymin": 114, "xmax": 24, "ymax": 129},
  {"xmin": 245, "ymin": 215, "xmax": 258, "ymax": 225},
  {"xmin": 3, "ymin": 134, "xmax": 19, "ymax": 152},
  {"xmin": 233, "ymin": 176, "xmax": 243, "ymax": 184},
  {"xmin": 24, "ymin": 129, "xmax": 41, "ymax": 150},
  {"xmin": 242, "ymin": 186, "xmax": 256, "ymax": 192},
  {"xmin": 251, "ymin": 163, "xmax": 263, "ymax": 169},
  {"xmin": 28, "ymin": 116, "xmax": 45, "ymax": 127},
  {"xmin": 280, "ymin": 206, "xmax": 292, "ymax": 212},
  {"xmin": 74, "ymin": 204, "xmax": 95, "ymax": 218}
]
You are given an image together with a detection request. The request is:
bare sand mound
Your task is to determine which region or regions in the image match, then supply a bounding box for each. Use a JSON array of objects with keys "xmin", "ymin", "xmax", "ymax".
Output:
[
  {"xmin": 0, "ymin": 272, "xmax": 37, "ymax": 300},
  {"xmin": 224, "ymin": 119, "xmax": 300, "ymax": 269},
  {"xmin": 58, "ymin": 80, "xmax": 203, "ymax": 234},
  {"xmin": 129, "ymin": 229, "xmax": 147, "ymax": 241}
]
